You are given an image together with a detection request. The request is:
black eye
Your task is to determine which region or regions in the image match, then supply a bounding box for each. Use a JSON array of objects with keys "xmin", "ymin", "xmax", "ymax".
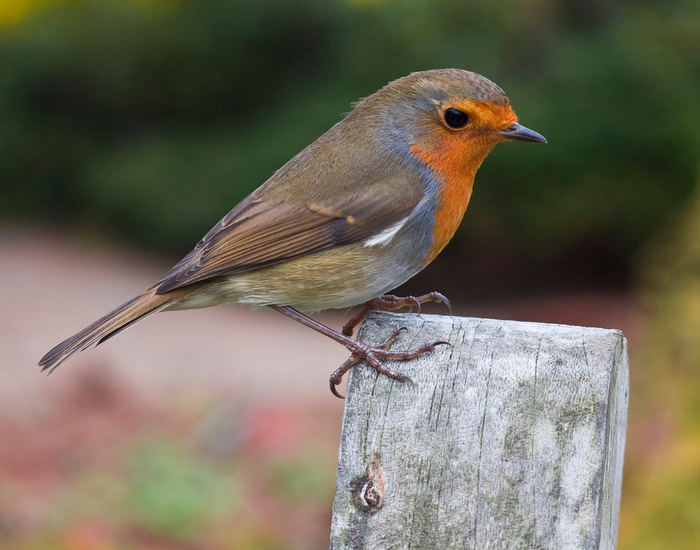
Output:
[{"xmin": 443, "ymin": 108, "xmax": 469, "ymax": 129}]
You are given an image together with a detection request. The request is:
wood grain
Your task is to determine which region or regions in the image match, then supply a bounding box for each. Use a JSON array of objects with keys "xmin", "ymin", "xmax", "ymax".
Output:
[{"xmin": 330, "ymin": 312, "xmax": 628, "ymax": 550}]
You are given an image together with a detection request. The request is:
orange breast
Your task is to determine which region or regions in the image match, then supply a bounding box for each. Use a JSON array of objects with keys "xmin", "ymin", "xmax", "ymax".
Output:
[
  {"xmin": 410, "ymin": 100, "xmax": 518, "ymax": 267},
  {"xmin": 411, "ymin": 136, "xmax": 491, "ymax": 266}
]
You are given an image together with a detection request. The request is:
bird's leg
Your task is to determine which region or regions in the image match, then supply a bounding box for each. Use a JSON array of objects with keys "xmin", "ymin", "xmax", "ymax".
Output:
[
  {"xmin": 342, "ymin": 291, "xmax": 451, "ymax": 337},
  {"xmin": 269, "ymin": 305, "xmax": 449, "ymax": 399}
]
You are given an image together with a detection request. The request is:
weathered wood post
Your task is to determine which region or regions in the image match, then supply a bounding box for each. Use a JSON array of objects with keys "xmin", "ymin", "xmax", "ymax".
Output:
[{"xmin": 330, "ymin": 312, "xmax": 628, "ymax": 550}]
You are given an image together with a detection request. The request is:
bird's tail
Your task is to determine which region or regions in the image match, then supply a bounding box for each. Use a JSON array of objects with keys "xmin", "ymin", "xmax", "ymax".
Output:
[{"xmin": 39, "ymin": 287, "xmax": 175, "ymax": 374}]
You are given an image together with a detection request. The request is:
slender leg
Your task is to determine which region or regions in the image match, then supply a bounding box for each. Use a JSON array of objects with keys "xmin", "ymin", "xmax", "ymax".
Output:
[
  {"xmin": 342, "ymin": 291, "xmax": 451, "ymax": 337},
  {"xmin": 269, "ymin": 305, "xmax": 450, "ymax": 398}
]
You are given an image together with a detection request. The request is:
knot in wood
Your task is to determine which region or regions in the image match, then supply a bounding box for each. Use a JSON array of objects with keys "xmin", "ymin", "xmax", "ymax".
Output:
[{"xmin": 359, "ymin": 454, "xmax": 386, "ymax": 514}]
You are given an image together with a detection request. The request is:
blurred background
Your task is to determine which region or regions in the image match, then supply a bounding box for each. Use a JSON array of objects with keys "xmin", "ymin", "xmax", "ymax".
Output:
[{"xmin": 1, "ymin": 0, "xmax": 699, "ymax": 548}]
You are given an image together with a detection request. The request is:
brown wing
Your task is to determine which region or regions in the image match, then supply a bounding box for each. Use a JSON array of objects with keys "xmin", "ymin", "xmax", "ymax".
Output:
[{"xmin": 155, "ymin": 182, "xmax": 422, "ymax": 294}]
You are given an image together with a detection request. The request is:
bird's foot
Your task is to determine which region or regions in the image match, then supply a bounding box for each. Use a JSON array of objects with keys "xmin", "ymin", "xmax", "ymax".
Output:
[
  {"xmin": 329, "ymin": 327, "xmax": 450, "ymax": 399},
  {"xmin": 342, "ymin": 291, "xmax": 451, "ymax": 337},
  {"xmin": 267, "ymin": 305, "xmax": 450, "ymax": 400}
]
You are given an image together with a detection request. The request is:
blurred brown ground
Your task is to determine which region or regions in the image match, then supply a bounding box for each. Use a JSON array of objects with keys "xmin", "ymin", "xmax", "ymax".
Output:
[{"xmin": 0, "ymin": 224, "xmax": 647, "ymax": 548}]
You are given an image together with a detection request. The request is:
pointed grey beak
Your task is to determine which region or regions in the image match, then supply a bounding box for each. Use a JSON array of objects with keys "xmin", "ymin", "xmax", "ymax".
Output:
[{"xmin": 498, "ymin": 123, "xmax": 547, "ymax": 143}]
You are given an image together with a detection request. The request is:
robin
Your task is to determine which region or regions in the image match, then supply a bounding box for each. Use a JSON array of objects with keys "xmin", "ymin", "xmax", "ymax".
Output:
[{"xmin": 39, "ymin": 68, "xmax": 546, "ymax": 397}]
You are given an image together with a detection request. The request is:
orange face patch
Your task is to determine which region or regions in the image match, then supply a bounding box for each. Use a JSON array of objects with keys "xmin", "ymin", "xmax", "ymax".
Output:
[
  {"xmin": 441, "ymin": 99, "xmax": 518, "ymax": 133},
  {"xmin": 411, "ymin": 100, "xmax": 518, "ymax": 265}
]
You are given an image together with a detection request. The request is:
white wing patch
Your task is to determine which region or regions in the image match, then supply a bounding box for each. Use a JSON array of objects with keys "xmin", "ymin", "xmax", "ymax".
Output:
[{"xmin": 363, "ymin": 217, "xmax": 409, "ymax": 247}]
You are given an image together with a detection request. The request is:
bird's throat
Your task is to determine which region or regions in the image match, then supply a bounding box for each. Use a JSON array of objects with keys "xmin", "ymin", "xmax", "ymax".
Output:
[{"xmin": 411, "ymin": 140, "xmax": 494, "ymax": 266}]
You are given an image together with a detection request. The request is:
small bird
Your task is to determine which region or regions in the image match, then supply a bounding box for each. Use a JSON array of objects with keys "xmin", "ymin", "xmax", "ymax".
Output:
[{"xmin": 39, "ymin": 69, "xmax": 545, "ymax": 397}]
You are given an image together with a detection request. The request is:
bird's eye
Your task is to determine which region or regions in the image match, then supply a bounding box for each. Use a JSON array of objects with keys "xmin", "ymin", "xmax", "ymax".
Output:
[{"xmin": 443, "ymin": 108, "xmax": 469, "ymax": 129}]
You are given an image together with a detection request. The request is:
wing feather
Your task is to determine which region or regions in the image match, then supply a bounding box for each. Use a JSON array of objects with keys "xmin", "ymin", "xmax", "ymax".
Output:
[{"xmin": 156, "ymin": 181, "xmax": 423, "ymax": 294}]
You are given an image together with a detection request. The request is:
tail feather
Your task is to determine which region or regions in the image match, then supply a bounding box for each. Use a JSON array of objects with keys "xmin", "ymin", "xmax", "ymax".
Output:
[{"xmin": 39, "ymin": 288, "xmax": 173, "ymax": 374}]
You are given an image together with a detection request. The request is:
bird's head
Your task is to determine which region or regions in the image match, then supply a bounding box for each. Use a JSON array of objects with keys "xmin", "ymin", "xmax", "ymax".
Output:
[{"xmin": 360, "ymin": 68, "xmax": 546, "ymax": 179}]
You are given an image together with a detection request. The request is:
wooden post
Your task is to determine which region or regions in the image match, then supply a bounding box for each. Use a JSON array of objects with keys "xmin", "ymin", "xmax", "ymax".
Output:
[{"xmin": 329, "ymin": 312, "xmax": 628, "ymax": 550}]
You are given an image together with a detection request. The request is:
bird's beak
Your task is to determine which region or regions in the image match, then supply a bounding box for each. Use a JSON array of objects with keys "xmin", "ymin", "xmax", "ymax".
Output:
[{"xmin": 498, "ymin": 123, "xmax": 547, "ymax": 143}]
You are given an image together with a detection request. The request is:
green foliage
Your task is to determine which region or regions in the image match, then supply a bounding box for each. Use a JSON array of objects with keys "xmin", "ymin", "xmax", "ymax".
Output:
[
  {"xmin": 619, "ymin": 173, "xmax": 700, "ymax": 549},
  {"xmin": 0, "ymin": 0, "xmax": 699, "ymax": 274},
  {"xmin": 637, "ymin": 177, "xmax": 700, "ymax": 421},
  {"xmin": 622, "ymin": 463, "xmax": 700, "ymax": 550},
  {"xmin": 267, "ymin": 452, "xmax": 337, "ymax": 503},
  {"xmin": 124, "ymin": 439, "xmax": 238, "ymax": 540}
]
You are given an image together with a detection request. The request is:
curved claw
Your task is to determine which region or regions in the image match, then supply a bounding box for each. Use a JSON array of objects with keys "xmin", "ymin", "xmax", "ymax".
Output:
[
  {"xmin": 330, "ymin": 381, "xmax": 345, "ymax": 399},
  {"xmin": 436, "ymin": 293, "xmax": 452, "ymax": 316},
  {"xmin": 328, "ymin": 326, "xmax": 450, "ymax": 400},
  {"xmin": 421, "ymin": 291, "xmax": 451, "ymax": 315}
]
